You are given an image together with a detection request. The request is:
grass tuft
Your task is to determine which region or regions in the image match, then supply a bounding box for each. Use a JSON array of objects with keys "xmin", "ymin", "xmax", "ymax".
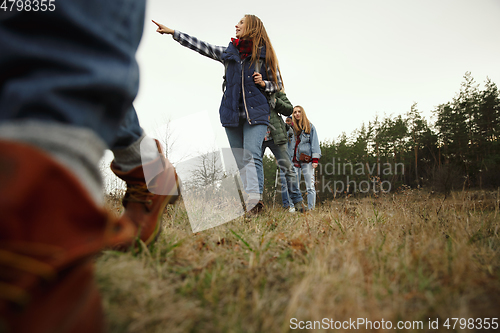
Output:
[{"xmin": 97, "ymin": 189, "xmax": 500, "ymax": 332}]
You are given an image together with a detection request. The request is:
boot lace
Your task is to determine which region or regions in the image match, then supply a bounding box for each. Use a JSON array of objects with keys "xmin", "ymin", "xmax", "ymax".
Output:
[
  {"xmin": 0, "ymin": 244, "xmax": 57, "ymax": 307},
  {"xmin": 123, "ymin": 183, "xmax": 155, "ymax": 206}
]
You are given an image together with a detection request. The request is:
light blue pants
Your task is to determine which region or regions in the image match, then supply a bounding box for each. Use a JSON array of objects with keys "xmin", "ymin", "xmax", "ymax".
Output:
[
  {"xmin": 262, "ymin": 139, "xmax": 303, "ymax": 206},
  {"xmin": 294, "ymin": 162, "xmax": 317, "ymax": 210},
  {"xmin": 225, "ymin": 123, "xmax": 267, "ymax": 197}
]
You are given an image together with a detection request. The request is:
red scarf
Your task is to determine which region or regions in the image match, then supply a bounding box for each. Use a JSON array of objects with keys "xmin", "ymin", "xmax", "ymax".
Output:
[{"xmin": 231, "ymin": 38, "xmax": 253, "ymax": 60}]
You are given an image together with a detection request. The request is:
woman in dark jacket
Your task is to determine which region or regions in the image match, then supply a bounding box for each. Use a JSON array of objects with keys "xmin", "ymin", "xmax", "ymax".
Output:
[
  {"xmin": 153, "ymin": 15, "xmax": 282, "ymax": 213},
  {"xmin": 262, "ymin": 93, "xmax": 304, "ymax": 212}
]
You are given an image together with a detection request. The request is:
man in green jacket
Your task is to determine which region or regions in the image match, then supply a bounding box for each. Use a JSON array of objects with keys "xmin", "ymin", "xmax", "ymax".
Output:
[{"xmin": 261, "ymin": 92, "xmax": 304, "ymax": 212}]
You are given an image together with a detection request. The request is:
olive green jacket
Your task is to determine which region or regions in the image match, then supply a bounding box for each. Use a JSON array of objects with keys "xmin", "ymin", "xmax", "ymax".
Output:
[{"xmin": 269, "ymin": 91, "xmax": 293, "ymax": 146}]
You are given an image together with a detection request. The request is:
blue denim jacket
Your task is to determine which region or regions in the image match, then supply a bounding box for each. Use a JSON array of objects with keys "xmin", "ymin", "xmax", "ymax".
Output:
[{"xmin": 287, "ymin": 123, "xmax": 321, "ymax": 161}]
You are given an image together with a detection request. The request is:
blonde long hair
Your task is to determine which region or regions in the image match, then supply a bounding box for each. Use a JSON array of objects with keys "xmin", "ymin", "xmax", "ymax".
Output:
[
  {"xmin": 293, "ymin": 105, "xmax": 311, "ymax": 134},
  {"xmin": 240, "ymin": 14, "xmax": 282, "ymax": 89}
]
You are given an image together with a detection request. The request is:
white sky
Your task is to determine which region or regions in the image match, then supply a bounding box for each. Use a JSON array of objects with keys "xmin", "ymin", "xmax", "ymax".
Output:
[{"xmin": 132, "ymin": 0, "xmax": 500, "ymax": 165}]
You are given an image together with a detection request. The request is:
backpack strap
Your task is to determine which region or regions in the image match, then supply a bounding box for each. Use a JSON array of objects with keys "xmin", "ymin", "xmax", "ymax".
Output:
[
  {"xmin": 222, "ymin": 61, "xmax": 229, "ymax": 93},
  {"xmin": 255, "ymin": 59, "xmax": 262, "ymax": 74}
]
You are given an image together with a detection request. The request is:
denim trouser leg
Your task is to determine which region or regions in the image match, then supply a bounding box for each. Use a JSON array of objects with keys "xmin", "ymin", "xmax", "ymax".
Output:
[
  {"xmin": 0, "ymin": 0, "xmax": 146, "ymax": 204},
  {"xmin": 0, "ymin": 0, "xmax": 146, "ymax": 147},
  {"xmin": 279, "ymin": 169, "xmax": 290, "ymax": 208},
  {"xmin": 262, "ymin": 140, "xmax": 303, "ymax": 205},
  {"xmin": 111, "ymin": 106, "xmax": 144, "ymax": 150},
  {"xmin": 294, "ymin": 163, "xmax": 316, "ymax": 209},
  {"xmin": 225, "ymin": 123, "xmax": 267, "ymax": 197}
]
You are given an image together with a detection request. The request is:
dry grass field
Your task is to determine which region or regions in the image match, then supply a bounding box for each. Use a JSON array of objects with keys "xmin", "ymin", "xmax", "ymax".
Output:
[{"xmin": 96, "ymin": 189, "xmax": 500, "ymax": 332}]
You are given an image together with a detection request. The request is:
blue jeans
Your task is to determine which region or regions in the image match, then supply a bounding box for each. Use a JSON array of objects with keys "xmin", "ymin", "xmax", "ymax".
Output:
[
  {"xmin": 225, "ymin": 123, "xmax": 267, "ymax": 196},
  {"xmin": 280, "ymin": 169, "xmax": 290, "ymax": 207},
  {"xmin": 262, "ymin": 139, "xmax": 302, "ymax": 206},
  {"xmin": 112, "ymin": 106, "xmax": 144, "ymax": 150},
  {"xmin": 0, "ymin": 0, "xmax": 145, "ymax": 148},
  {"xmin": 294, "ymin": 163, "xmax": 316, "ymax": 210}
]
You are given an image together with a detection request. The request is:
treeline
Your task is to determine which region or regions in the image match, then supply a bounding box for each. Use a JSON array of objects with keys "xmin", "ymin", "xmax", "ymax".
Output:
[{"xmin": 263, "ymin": 72, "xmax": 500, "ymax": 203}]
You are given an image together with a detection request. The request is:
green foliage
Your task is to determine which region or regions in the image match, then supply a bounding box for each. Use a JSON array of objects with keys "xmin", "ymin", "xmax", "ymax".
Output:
[
  {"xmin": 226, "ymin": 72, "xmax": 498, "ymax": 204},
  {"xmin": 311, "ymin": 72, "xmax": 500, "ymax": 202},
  {"xmin": 262, "ymin": 153, "xmax": 279, "ymax": 204}
]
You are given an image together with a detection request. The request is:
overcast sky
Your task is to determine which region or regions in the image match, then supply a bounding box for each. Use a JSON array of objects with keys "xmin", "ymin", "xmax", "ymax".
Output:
[{"xmin": 131, "ymin": 0, "xmax": 500, "ymax": 165}]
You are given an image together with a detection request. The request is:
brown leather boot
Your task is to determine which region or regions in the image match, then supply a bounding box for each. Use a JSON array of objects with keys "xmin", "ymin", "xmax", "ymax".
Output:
[
  {"xmin": 111, "ymin": 139, "xmax": 180, "ymax": 248},
  {"xmin": 0, "ymin": 140, "xmax": 136, "ymax": 333},
  {"xmin": 246, "ymin": 200, "xmax": 265, "ymax": 216}
]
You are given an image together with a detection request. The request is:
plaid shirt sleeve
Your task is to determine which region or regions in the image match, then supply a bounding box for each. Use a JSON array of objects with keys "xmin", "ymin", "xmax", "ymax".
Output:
[
  {"xmin": 263, "ymin": 65, "xmax": 283, "ymax": 93},
  {"xmin": 173, "ymin": 30, "xmax": 282, "ymax": 92},
  {"xmin": 173, "ymin": 30, "xmax": 226, "ymax": 63}
]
